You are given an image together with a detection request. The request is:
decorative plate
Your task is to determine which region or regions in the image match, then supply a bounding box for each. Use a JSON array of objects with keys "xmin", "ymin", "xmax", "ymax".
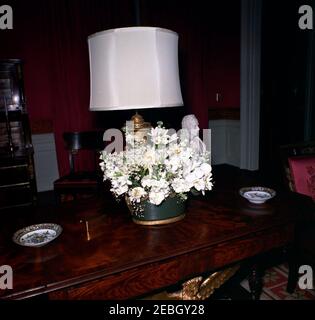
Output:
[
  {"xmin": 239, "ymin": 187, "xmax": 276, "ymax": 204},
  {"xmin": 12, "ymin": 223, "xmax": 62, "ymax": 247}
]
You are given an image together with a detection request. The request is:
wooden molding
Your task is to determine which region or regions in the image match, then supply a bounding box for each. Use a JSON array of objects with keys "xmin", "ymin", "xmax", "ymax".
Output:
[{"xmin": 208, "ymin": 108, "xmax": 240, "ymax": 120}]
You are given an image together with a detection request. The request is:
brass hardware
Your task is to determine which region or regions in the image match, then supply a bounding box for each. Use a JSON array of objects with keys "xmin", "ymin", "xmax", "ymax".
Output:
[
  {"xmin": 131, "ymin": 112, "xmax": 151, "ymax": 131},
  {"xmin": 85, "ymin": 221, "xmax": 90, "ymax": 241},
  {"xmin": 122, "ymin": 112, "xmax": 151, "ymax": 145},
  {"xmin": 80, "ymin": 220, "xmax": 91, "ymax": 241},
  {"xmin": 126, "ymin": 194, "xmax": 186, "ymax": 226},
  {"xmin": 132, "ymin": 213, "xmax": 186, "ymax": 226},
  {"xmin": 166, "ymin": 265, "xmax": 240, "ymax": 300}
]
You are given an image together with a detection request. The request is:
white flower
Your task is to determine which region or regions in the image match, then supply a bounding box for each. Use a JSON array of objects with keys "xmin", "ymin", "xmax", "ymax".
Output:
[
  {"xmin": 193, "ymin": 179, "xmax": 206, "ymax": 191},
  {"xmin": 192, "ymin": 167, "xmax": 205, "ymax": 180},
  {"xmin": 185, "ymin": 172, "xmax": 197, "ymax": 184},
  {"xmin": 129, "ymin": 187, "xmax": 147, "ymax": 203},
  {"xmin": 150, "ymin": 127, "xmax": 170, "ymax": 145},
  {"xmin": 112, "ymin": 184, "xmax": 129, "ymax": 196},
  {"xmin": 205, "ymin": 174, "xmax": 213, "ymax": 190},
  {"xmin": 200, "ymin": 163, "xmax": 212, "ymax": 175},
  {"xmin": 172, "ymin": 178, "xmax": 191, "ymax": 193},
  {"xmin": 165, "ymin": 157, "xmax": 181, "ymax": 173},
  {"xmin": 141, "ymin": 176, "xmax": 153, "ymax": 188},
  {"xmin": 172, "ymin": 145, "xmax": 182, "ymax": 155},
  {"xmin": 152, "ymin": 178, "xmax": 169, "ymax": 190},
  {"xmin": 149, "ymin": 190, "xmax": 166, "ymax": 205},
  {"xmin": 100, "ymin": 123, "xmax": 213, "ymax": 206},
  {"xmin": 143, "ymin": 149, "xmax": 157, "ymax": 168}
]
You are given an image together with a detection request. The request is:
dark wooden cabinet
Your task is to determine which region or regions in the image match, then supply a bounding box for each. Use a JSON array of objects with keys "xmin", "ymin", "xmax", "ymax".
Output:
[{"xmin": 0, "ymin": 59, "xmax": 37, "ymax": 209}]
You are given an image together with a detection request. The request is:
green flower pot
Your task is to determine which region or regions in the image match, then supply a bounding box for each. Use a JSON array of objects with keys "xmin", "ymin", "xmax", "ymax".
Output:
[{"xmin": 127, "ymin": 196, "xmax": 186, "ymax": 225}]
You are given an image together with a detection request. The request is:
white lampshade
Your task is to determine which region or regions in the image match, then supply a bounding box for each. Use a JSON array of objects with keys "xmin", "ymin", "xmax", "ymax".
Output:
[{"xmin": 88, "ymin": 27, "xmax": 183, "ymax": 111}]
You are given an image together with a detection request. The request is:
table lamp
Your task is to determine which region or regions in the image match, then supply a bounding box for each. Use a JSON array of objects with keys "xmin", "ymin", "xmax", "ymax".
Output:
[{"xmin": 88, "ymin": 27, "xmax": 183, "ymax": 131}]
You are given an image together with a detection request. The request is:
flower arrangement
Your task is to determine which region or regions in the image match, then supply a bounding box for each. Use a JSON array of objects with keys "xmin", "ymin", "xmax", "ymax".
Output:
[{"xmin": 99, "ymin": 123, "xmax": 213, "ymax": 218}]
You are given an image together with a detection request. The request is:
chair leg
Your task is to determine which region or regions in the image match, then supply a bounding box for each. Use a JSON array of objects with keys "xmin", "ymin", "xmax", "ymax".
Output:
[
  {"xmin": 287, "ymin": 267, "xmax": 299, "ymax": 294},
  {"xmin": 286, "ymin": 244, "xmax": 299, "ymax": 293},
  {"xmin": 248, "ymin": 264, "xmax": 264, "ymax": 300}
]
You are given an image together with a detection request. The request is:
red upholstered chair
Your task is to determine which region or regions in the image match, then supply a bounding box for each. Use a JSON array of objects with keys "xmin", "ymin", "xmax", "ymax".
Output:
[
  {"xmin": 281, "ymin": 142, "xmax": 315, "ymax": 194},
  {"xmin": 288, "ymin": 156, "xmax": 315, "ymax": 200},
  {"xmin": 54, "ymin": 131, "xmax": 105, "ymax": 203},
  {"xmin": 280, "ymin": 142, "xmax": 315, "ymax": 292}
]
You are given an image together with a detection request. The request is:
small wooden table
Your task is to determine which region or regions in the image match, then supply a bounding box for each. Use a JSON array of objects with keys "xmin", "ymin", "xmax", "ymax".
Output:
[{"xmin": 0, "ymin": 167, "xmax": 307, "ymax": 300}]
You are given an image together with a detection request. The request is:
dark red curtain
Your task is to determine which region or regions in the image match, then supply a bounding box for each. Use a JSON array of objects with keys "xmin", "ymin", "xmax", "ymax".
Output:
[
  {"xmin": 0, "ymin": 0, "xmax": 240, "ymax": 176},
  {"xmin": 141, "ymin": 0, "xmax": 240, "ymax": 130},
  {"xmin": 0, "ymin": 0, "xmax": 134, "ymax": 176},
  {"xmin": 141, "ymin": 1, "xmax": 208, "ymax": 130}
]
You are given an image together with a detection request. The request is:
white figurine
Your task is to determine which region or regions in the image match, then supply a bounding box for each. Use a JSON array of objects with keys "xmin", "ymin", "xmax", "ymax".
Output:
[{"xmin": 181, "ymin": 114, "xmax": 206, "ymax": 154}]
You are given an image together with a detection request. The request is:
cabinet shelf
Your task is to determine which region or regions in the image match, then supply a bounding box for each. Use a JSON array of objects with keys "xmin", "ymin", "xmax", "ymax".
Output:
[
  {"xmin": 0, "ymin": 182, "xmax": 30, "ymax": 189},
  {"xmin": 0, "ymin": 59, "xmax": 37, "ymax": 210}
]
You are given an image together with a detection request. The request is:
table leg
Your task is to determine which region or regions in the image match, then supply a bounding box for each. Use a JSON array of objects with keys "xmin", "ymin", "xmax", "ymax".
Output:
[{"xmin": 248, "ymin": 265, "xmax": 264, "ymax": 300}]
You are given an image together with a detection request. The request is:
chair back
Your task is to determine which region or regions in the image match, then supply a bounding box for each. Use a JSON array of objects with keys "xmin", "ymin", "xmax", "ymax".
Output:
[
  {"xmin": 63, "ymin": 131, "xmax": 104, "ymax": 173},
  {"xmin": 280, "ymin": 141, "xmax": 315, "ymax": 195},
  {"xmin": 63, "ymin": 131, "xmax": 104, "ymax": 151}
]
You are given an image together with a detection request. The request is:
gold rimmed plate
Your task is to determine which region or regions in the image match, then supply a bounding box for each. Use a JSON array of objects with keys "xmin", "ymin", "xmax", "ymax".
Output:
[
  {"xmin": 239, "ymin": 187, "xmax": 276, "ymax": 204},
  {"xmin": 12, "ymin": 223, "xmax": 62, "ymax": 247}
]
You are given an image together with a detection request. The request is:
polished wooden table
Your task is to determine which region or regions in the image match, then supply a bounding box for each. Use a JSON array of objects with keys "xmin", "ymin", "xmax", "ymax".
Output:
[{"xmin": 0, "ymin": 167, "xmax": 308, "ymax": 300}]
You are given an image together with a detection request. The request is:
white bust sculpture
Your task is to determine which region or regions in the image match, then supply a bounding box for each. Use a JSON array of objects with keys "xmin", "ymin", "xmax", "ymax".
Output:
[{"xmin": 181, "ymin": 114, "xmax": 206, "ymax": 154}]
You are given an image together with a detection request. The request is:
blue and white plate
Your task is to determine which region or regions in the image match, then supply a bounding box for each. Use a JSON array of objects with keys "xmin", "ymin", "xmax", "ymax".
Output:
[
  {"xmin": 12, "ymin": 223, "xmax": 62, "ymax": 247},
  {"xmin": 239, "ymin": 187, "xmax": 276, "ymax": 204}
]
